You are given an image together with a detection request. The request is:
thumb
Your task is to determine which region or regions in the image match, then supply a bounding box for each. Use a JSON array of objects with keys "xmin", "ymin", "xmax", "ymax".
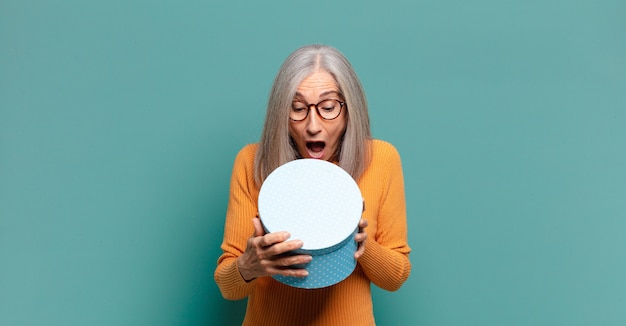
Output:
[{"xmin": 252, "ymin": 217, "xmax": 266, "ymax": 237}]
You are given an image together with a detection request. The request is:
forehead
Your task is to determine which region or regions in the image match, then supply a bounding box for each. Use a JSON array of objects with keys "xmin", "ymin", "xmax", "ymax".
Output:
[{"xmin": 296, "ymin": 71, "xmax": 338, "ymax": 97}]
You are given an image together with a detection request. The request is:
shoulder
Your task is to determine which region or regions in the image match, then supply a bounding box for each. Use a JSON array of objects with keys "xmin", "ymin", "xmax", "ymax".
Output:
[
  {"xmin": 370, "ymin": 139, "xmax": 401, "ymax": 161},
  {"xmin": 359, "ymin": 139, "xmax": 404, "ymax": 188},
  {"xmin": 232, "ymin": 143, "xmax": 258, "ymax": 169},
  {"xmin": 369, "ymin": 139, "xmax": 403, "ymax": 175},
  {"xmin": 235, "ymin": 143, "xmax": 258, "ymax": 159}
]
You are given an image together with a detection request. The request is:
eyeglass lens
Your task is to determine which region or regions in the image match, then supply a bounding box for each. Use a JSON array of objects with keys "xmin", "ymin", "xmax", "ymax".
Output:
[{"xmin": 290, "ymin": 99, "xmax": 343, "ymax": 121}]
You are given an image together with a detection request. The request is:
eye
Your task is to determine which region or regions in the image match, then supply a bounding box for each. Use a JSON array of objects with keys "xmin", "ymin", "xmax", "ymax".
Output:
[
  {"xmin": 291, "ymin": 103, "xmax": 307, "ymax": 112},
  {"xmin": 319, "ymin": 100, "xmax": 338, "ymax": 112}
]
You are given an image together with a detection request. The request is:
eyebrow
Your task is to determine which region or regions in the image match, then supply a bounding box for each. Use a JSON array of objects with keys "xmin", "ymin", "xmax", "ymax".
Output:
[{"xmin": 294, "ymin": 90, "xmax": 342, "ymax": 101}]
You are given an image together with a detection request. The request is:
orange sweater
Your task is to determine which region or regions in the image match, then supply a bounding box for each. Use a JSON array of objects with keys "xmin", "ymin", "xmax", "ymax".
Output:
[{"xmin": 214, "ymin": 140, "xmax": 411, "ymax": 326}]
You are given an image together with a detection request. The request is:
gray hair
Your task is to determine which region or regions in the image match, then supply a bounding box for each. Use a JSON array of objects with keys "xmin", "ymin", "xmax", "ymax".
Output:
[{"xmin": 254, "ymin": 44, "xmax": 371, "ymax": 185}]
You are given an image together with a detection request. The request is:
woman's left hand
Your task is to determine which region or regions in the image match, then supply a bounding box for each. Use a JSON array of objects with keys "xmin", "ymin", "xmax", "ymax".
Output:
[{"xmin": 354, "ymin": 218, "xmax": 368, "ymax": 259}]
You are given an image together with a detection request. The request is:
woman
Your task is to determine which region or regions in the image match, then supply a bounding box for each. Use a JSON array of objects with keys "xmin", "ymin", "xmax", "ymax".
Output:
[{"xmin": 214, "ymin": 44, "xmax": 411, "ymax": 325}]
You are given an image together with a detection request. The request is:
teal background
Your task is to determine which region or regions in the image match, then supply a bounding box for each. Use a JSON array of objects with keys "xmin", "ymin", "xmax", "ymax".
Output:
[{"xmin": 1, "ymin": 0, "xmax": 625, "ymax": 325}]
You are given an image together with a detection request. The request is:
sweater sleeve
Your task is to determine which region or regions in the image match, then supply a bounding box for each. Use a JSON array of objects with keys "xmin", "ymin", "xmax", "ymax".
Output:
[
  {"xmin": 358, "ymin": 141, "xmax": 411, "ymax": 291},
  {"xmin": 214, "ymin": 145, "xmax": 259, "ymax": 300}
]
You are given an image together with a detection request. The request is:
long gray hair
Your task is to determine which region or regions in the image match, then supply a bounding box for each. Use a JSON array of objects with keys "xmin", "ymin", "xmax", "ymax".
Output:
[{"xmin": 254, "ymin": 44, "xmax": 371, "ymax": 185}]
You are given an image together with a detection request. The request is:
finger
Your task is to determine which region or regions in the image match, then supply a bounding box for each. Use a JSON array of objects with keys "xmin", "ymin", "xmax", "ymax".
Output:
[
  {"xmin": 252, "ymin": 217, "xmax": 266, "ymax": 237},
  {"xmin": 358, "ymin": 218, "xmax": 368, "ymax": 229},
  {"xmin": 262, "ymin": 238, "xmax": 304, "ymax": 257},
  {"xmin": 354, "ymin": 236, "xmax": 366, "ymax": 259},
  {"xmin": 277, "ymin": 269, "xmax": 310, "ymax": 278},
  {"xmin": 354, "ymin": 231, "xmax": 368, "ymax": 243},
  {"xmin": 268, "ymin": 266, "xmax": 310, "ymax": 278},
  {"xmin": 257, "ymin": 231, "xmax": 294, "ymax": 248},
  {"xmin": 354, "ymin": 243, "xmax": 365, "ymax": 259},
  {"xmin": 275, "ymin": 254, "xmax": 312, "ymax": 267}
]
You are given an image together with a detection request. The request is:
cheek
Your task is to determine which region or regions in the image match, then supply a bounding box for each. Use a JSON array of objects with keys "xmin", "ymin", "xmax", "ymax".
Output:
[
  {"xmin": 330, "ymin": 120, "xmax": 347, "ymax": 141},
  {"xmin": 288, "ymin": 124, "xmax": 303, "ymax": 142}
]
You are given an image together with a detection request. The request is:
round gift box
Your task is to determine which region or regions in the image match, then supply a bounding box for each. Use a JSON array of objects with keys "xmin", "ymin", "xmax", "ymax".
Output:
[{"xmin": 258, "ymin": 158, "xmax": 363, "ymax": 289}]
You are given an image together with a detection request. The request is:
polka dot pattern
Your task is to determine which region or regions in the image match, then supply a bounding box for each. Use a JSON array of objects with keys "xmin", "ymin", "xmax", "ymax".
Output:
[{"xmin": 258, "ymin": 159, "xmax": 363, "ymax": 289}]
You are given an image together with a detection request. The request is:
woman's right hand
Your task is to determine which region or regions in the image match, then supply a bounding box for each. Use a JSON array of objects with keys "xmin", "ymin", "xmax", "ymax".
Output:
[{"xmin": 237, "ymin": 217, "xmax": 312, "ymax": 282}]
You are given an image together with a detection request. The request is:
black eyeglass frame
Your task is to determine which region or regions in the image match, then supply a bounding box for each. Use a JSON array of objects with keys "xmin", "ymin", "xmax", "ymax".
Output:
[{"xmin": 289, "ymin": 99, "xmax": 346, "ymax": 122}]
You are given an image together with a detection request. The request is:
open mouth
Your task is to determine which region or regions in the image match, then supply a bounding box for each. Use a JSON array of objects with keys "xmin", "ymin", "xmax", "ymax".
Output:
[{"xmin": 306, "ymin": 141, "xmax": 326, "ymax": 159}]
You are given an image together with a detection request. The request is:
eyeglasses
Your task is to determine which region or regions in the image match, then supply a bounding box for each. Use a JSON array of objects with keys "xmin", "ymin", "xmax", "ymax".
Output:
[{"xmin": 289, "ymin": 99, "xmax": 345, "ymax": 121}]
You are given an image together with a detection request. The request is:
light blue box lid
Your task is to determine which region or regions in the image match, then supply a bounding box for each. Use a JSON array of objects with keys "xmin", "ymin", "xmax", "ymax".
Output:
[{"xmin": 258, "ymin": 159, "xmax": 363, "ymax": 289}]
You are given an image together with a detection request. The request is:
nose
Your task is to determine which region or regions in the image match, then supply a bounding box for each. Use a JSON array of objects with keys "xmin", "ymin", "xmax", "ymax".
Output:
[{"xmin": 305, "ymin": 105, "xmax": 322, "ymax": 134}]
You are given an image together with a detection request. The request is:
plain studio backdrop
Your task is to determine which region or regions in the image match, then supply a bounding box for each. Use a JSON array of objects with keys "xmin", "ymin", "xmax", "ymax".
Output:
[{"xmin": 1, "ymin": 0, "xmax": 625, "ymax": 325}]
